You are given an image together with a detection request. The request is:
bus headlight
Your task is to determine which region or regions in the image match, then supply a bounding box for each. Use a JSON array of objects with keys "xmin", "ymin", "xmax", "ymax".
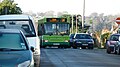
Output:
[
  {"xmin": 18, "ymin": 60, "xmax": 30, "ymax": 67},
  {"xmin": 65, "ymin": 40, "xmax": 69, "ymax": 42},
  {"xmin": 44, "ymin": 40, "xmax": 48, "ymax": 42}
]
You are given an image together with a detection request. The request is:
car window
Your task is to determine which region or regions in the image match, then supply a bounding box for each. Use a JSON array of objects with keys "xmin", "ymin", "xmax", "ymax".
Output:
[
  {"xmin": 110, "ymin": 35, "xmax": 119, "ymax": 41},
  {"xmin": 0, "ymin": 33, "xmax": 27, "ymax": 49},
  {"xmin": 0, "ymin": 20, "xmax": 36, "ymax": 37},
  {"xmin": 75, "ymin": 34, "xmax": 92, "ymax": 39}
]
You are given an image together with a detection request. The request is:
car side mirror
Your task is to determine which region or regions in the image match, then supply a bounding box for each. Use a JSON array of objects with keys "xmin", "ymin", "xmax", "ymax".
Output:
[
  {"xmin": 72, "ymin": 37, "xmax": 75, "ymax": 39},
  {"xmin": 30, "ymin": 46, "xmax": 35, "ymax": 52}
]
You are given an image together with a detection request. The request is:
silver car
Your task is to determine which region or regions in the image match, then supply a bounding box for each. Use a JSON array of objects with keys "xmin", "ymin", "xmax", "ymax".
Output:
[{"xmin": 0, "ymin": 29, "xmax": 34, "ymax": 67}]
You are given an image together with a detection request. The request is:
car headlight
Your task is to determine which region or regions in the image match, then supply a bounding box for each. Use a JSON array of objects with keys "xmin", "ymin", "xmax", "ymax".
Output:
[
  {"xmin": 88, "ymin": 41, "xmax": 94, "ymax": 44},
  {"xmin": 18, "ymin": 60, "xmax": 30, "ymax": 67},
  {"xmin": 76, "ymin": 41, "xmax": 82, "ymax": 43}
]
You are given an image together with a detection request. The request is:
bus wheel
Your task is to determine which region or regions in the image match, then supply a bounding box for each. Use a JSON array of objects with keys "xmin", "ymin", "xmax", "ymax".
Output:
[
  {"xmin": 72, "ymin": 45, "xmax": 77, "ymax": 49},
  {"xmin": 43, "ymin": 46, "xmax": 46, "ymax": 48},
  {"xmin": 66, "ymin": 46, "xmax": 71, "ymax": 48},
  {"xmin": 64, "ymin": 46, "xmax": 68, "ymax": 49}
]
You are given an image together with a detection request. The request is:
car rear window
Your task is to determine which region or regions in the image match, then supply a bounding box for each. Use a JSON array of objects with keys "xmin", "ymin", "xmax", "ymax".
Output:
[
  {"xmin": 110, "ymin": 35, "xmax": 119, "ymax": 41},
  {"xmin": 0, "ymin": 33, "xmax": 27, "ymax": 50}
]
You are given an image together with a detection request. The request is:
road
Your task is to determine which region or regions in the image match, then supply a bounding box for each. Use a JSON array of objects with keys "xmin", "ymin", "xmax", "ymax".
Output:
[{"xmin": 40, "ymin": 48, "xmax": 120, "ymax": 67}]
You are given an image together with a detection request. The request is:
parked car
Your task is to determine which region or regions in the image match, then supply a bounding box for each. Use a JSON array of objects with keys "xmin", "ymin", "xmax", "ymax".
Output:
[
  {"xmin": 106, "ymin": 34, "xmax": 120, "ymax": 54},
  {"xmin": 0, "ymin": 15, "xmax": 40, "ymax": 55},
  {"xmin": 72, "ymin": 33, "xmax": 94, "ymax": 49},
  {"xmin": 69, "ymin": 33, "xmax": 75, "ymax": 46},
  {"xmin": 0, "ymin": 29, "xmax": 34, "ymax": 67}
]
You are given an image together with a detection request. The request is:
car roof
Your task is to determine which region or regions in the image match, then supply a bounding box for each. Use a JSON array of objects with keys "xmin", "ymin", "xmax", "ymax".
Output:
[
  {"xmin": 0, "ymin": 14, "xmax": 32, "ymax": 20},
  {"xmin": 0, "ymin": 29, "xmax": 21, "ymax": 33},
  {"xmin": 70, "ymin": 33, "xmax": 75, "ymax": 35},
  {"xmin": 111, "ymin": 34, "xmax": 120, "ymax": 36}
]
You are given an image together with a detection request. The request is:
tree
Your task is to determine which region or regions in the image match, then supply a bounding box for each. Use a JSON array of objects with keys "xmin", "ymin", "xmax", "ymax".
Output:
[
  {"xmin": 60, "ymin": 14, "xmax": 71, "ymax": 23},
  {"xmin": 0, "ymin": 0, "xmax": 22, "ymax": 15},
  {"xmin": 44, "ymin": 11, "xmax": 54, "ymax": 17}
]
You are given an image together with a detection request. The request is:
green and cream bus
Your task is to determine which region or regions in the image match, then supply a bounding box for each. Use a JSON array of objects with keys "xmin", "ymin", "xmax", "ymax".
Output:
[{"xmin": 38, "ymin": 18, "xmax": 70, "ymax": 48}]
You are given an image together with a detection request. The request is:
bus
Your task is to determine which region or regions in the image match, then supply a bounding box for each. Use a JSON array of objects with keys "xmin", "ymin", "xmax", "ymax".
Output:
[
  {"xmin": 0, "ymin": 15, "xmax": 40, "ymax": 55},
  {"xmin": 38, "ymin": 18, "xmax": 70, "ymax": 48}
]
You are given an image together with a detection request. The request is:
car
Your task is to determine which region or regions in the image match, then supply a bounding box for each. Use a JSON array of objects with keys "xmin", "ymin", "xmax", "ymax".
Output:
[
  {"xmin": 72, "ymin": 33, "xmax": 94, "ymax": 49},
  {"xmin": 0, "ymin": 29, "xmax": 34, "ymax": 67},
  {"xmin": 106, "ymin": 34, "xmax": 120, "ymax": 54},
  {"xmin": 69, "ymin": 33, "xmax": 75, "ymax": 46},
  {"xmin": 0, "ymin": 15, "xmax": 40, "ymax": 55}
]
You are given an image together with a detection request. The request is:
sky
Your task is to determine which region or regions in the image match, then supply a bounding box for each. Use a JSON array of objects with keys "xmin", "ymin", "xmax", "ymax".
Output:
[{"xmin": 14, "ymin": 0, "xmax": 120, "ymax": 16}]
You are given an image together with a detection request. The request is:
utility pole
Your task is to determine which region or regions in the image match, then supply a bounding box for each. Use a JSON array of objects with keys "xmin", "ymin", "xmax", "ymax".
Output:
[
  {"xmin": 5, "ymin": 6, "xmax": 8, "ymax": 15},
  {"xmin": 76, "ymin": 15, "xmax": 78, "ymax": 33},
  {"xmin": 82, "ymin": 0, "xmax": 85, "ymax": 33}
]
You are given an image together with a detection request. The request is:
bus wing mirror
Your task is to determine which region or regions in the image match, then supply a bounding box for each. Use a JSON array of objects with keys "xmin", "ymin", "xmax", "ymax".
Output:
[{"xmin": 38, "ymin": 31, "xmax": 42, "ymax": 36}]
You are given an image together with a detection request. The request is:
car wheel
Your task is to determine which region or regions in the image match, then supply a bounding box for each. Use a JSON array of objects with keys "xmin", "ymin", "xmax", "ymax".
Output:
[
  {"xmin": 116, "ymin": 47, "xmax": 120, "ymax": 55},
  {"xmin": 43, "ymin": 46, "xmax": 46, "ymax": 48},
  {"xmin": 88, "ymin": 47, "xmax": 93, "ymax": 49},
  {"xmin": 34, "ymin": 55, "xmax": 40, "ymax": 67},
  {"xmin": 106, "ymin": 49, "xmax": 111, "ymax": 54},
  {"xmin": 88, "ymin": 46, "xmax": 93, "ymax": 49},
  {"xmin": 73, "ymin": 46, "xmax": 77, "ymax": 49},
  {"xmin": 72, "ymin": 45, "xmax": 77, "ymax": 49}
]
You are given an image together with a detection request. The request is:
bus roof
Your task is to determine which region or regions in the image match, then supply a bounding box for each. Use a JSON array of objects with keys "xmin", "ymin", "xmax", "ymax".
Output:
[{"xmin": 0, "ymin": 14, "xmax": 33, "ymax": 20}]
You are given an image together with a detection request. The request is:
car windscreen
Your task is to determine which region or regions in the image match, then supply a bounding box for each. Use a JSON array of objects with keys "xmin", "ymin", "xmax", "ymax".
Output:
[
  {"xmin": 0, "ymin": 20, "xmax": 36, "ymax": 37},
  {"xmin": 110, "ymin": 35, "xmax": 119, "ymax": 41},
  {"xmin": 0, "ymin": 33, "xmax": 27, "ymax": 50},
  {"xmin": 75, "ymin": 34, "xmax": 92, "ymax": 39}
]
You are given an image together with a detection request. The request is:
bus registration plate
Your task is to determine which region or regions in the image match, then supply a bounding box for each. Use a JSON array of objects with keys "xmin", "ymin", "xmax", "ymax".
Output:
[{"xmin": 53, "ymin": 43, "xmax": 60, "ymax": 45}]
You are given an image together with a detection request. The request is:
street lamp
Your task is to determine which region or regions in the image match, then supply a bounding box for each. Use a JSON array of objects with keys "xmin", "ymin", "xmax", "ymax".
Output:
[{"xmin": 4, "ymin": 6, "xmax": 8, "ymax": 15}]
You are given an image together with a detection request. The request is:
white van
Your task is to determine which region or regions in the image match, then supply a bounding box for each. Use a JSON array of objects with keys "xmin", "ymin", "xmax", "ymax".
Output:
[{"xmin": 0, "ymin": 14, "xmax": 40, "ymax": 55}]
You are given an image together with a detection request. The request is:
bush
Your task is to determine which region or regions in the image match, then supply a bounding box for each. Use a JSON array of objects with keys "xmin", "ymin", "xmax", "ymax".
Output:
[{"xmin": 101, "ymin": 32, "xmax": 111, "ymax": 48}]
